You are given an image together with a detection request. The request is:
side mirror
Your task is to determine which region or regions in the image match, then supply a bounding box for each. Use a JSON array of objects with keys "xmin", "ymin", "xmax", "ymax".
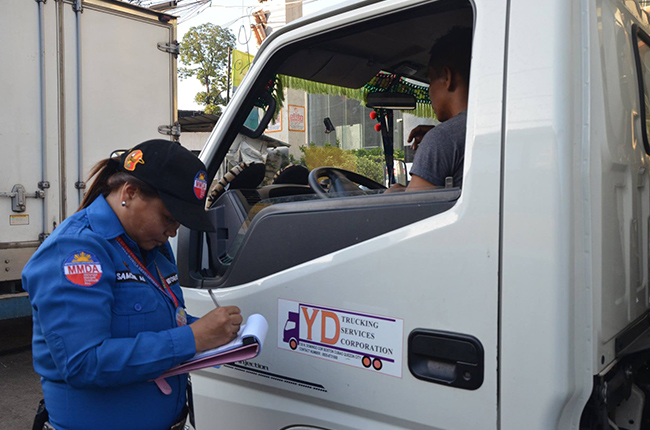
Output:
[
  {"xmin": 366, "ymin": 92, "xmax": 416, "ymax": 110},
  {"xmin": 240, "ymin": 90, "xmax": 277, "ymax": 139},
  {"xmin": 324, "ymin": 117, "xmax": 335, "ymax": 133},
  {"xmin": 385, "ymin": 159, "xmax": 409, "ymax": 186}
]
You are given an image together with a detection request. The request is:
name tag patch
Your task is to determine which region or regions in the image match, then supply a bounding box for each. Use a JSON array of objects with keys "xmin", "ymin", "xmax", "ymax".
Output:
[
  {"xmin": 63, "ymin": 251, "xmax": 103, "ymax": 287},
  {"xmin": 115, "ymin": 271, "xmax": 146, "ymax": 284},
  {"xmin": 165, "ymin": 273, "xmax": 179, "ymax": 285}
]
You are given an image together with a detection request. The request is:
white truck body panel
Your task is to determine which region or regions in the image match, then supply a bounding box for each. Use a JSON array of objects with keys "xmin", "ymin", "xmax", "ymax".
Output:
[
  {"xmin": 0, "ymin": 0, "xmax": 177, "ymax": 289},
  {"xmin": 500, "ymin": 0, "xmax": 589, "ymax": 427}
]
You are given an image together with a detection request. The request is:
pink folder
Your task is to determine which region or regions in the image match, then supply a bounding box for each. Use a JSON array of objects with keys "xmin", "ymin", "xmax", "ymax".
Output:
[{"xmin": 153, "ymin": 314, "xmax": 268, "ymax": 395}]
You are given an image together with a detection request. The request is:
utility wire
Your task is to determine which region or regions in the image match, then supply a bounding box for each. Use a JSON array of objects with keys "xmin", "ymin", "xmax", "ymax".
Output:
[{"xmin": 124, "ymin": 0, "xmax": 331, "ymax": 26}]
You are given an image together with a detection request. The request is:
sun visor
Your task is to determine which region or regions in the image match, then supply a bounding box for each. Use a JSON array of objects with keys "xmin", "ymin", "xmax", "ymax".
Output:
[{"xmin": 278, "ymin": 48, "xmax": 379, "ymax": 88}]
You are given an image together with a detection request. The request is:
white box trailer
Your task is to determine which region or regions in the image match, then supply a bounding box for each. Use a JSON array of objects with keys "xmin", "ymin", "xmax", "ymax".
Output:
[
  {"xmin": 175, "ymin": 0, "xmax": 650, "ymax": 428},
  {"xmin": 0, "ymin": 0, "xmax": 178, "ymax": 319}
]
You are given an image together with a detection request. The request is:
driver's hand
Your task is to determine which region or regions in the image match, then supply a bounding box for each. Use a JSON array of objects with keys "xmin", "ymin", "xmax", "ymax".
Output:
[
  {"xmin": 385, "ymin": 183, "xmax": 406, "ymax": 194},
  {"xmin": 407, "ymin": 125, "xmax": 435, "ymax": 150}
]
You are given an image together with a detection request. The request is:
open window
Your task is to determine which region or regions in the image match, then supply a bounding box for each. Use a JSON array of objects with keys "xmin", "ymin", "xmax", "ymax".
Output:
[{"xmin": 178, "ymin": 0, "xmax": 474, "ymax": 288}]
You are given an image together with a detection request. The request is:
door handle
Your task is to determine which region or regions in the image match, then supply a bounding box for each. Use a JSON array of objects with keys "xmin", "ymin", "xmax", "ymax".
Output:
[{"xmin": 408, "ymin": 329, "xmax": 484, "ymax": 390}]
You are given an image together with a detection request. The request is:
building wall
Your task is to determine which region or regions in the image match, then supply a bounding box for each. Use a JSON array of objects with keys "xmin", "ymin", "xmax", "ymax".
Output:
[{"xmin": 180, "ymin": 131, "xmax": 212, "ymax": 153}]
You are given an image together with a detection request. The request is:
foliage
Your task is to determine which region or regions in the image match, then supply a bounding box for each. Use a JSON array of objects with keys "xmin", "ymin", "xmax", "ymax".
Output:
[
  {"xmin": 292, "ymin": 143, "xmax": 404, "ymax": 184},
  {"xmin": 350, "ymin": 148, "xmax": 385, "ymax": 183},
  {"xmin": 300, "ymin": 143, "xmax": 357, "ymax": 172},
  {"xmin": 354, "ymin": 155, "xmax": 384, "ymax": 183},
  {"xmin": 278, "ymin": 74, "xmax": 436, "ymax": 119},
  {"xmin": 179, "ymin": 23, "xmax": 236, "ymax": 114}
]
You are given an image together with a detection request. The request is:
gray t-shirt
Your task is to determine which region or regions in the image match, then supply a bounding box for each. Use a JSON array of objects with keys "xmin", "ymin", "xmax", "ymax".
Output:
[{"xmin": 409, "ymin": 110, "xmax": 467, "ymax": 188}]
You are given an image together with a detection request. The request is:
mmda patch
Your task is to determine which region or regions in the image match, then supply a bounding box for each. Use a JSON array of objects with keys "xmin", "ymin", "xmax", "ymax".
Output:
[{"xmin": 63, "ymin": 251, "xmax": 103, "ymax": 286}]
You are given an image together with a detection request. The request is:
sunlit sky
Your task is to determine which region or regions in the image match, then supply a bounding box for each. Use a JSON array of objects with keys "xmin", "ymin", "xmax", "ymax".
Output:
[{"xmin": 176, "ymin": 0, "xmax": 350, "ymax": 110}]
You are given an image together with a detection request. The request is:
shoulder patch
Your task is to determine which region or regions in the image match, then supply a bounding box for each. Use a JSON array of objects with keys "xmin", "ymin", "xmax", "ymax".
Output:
[{"xmin": 63, "ymin": 251, "xmax": 103, "ymax": 287}]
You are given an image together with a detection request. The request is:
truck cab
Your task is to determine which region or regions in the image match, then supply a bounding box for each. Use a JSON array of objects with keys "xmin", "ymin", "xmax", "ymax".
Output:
[{"xmin": 177, "ymin": 0, "xmax": 650, "ymax": 428}]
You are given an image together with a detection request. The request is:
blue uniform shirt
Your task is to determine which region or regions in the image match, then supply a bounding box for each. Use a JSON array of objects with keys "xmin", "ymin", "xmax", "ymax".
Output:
[{"xmin": 23, "ymin": 195, "xmax": 197, "ymax": 430}]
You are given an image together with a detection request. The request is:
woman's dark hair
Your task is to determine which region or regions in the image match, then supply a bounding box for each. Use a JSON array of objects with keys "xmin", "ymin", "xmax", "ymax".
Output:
[{"xmin": 78, "ymin": 157, "xmax": 158, "ymax": 211}]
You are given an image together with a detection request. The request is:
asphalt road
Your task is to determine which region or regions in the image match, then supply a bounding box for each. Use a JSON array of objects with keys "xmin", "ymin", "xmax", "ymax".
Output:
[{"xmin": 0, "ymin": 317, "xmax": 43, "ymax": 429}]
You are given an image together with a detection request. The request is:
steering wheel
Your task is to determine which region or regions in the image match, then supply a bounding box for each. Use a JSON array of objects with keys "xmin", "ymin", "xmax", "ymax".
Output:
[{"xmin": 308, "ymin": 166, "xmax": 386, "ymax": 198}]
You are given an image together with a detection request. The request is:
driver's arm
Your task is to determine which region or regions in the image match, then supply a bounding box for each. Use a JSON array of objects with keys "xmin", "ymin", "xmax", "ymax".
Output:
[
  {"xmin": 406, "ymin": 174, "xmax": 438, "ymax": 191},
  {"xmin": 385, "ymin": 175, "xmax": 438, "ymax": 193}
]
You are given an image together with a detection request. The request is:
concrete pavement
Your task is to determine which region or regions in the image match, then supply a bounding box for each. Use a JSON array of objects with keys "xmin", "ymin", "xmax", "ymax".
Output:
[
  {"xmin": 0, "ymin": 316, "xmax": 43, "ymax": 429},
  {"xmin": 0, "ymin": 317, "xmax": 195, "ymax": 430}
]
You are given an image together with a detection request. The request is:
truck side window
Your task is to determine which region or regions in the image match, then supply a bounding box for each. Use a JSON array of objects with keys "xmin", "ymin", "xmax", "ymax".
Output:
[{"xmin": 632, "ymin": 24, "xmax": 650, "ymax": 154}]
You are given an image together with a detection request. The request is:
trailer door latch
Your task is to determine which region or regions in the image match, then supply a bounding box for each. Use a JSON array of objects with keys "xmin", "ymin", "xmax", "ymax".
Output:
[
  {"xmin": 0, "ymin": 184, "xmax": 45, "ymax": 213},
  {"xmin": 158, "ymin": 122, "xmax": 181, "ymax": 138}
]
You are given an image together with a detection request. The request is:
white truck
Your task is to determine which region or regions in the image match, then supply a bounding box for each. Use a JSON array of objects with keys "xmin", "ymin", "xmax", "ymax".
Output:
[
  {"xmin": 168, "ymin": 0, "xmax": 650, "ymax": 428},
  {"xmin": 1, "ymin": 0, "xmax": 178, "ymax": 320}
]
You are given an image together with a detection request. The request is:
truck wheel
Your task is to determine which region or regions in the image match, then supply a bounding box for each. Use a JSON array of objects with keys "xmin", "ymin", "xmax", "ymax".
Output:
[
  {"xmin": 372, "ymin": 358, "xmax": 382, "ymax": 371},
  {"xmin": 289, "ymin": 338, "xmax": 298, "ymax": 350},
  {"xmin": 362, "ymin": 356, "xmax": 372, "ymax": 368}
]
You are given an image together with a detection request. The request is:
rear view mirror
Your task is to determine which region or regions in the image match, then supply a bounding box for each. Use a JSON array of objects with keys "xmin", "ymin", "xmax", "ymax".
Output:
[{"xmin": 366, "ymin": 92, "xmax": 416, "ymax": 110}]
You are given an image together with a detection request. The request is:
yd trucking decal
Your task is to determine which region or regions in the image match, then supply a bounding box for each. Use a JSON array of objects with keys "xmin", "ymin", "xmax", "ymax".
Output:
[{"xmin": 278, "ymin": 299, "xmax": 404, "ymax": 377}]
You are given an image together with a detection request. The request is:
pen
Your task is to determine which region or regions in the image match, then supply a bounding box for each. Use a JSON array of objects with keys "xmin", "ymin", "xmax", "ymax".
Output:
[{"xmin": 208, "ymin": 289, "xmax": 220, "ymax": 308}]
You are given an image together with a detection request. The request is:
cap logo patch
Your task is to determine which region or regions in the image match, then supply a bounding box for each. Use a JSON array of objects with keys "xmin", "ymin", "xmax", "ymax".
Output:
[
  {"xmin": 124, "ymin": 150, "xmax": 145, "ymax": 171},
  {"xmin": 193, "ymin": 171, "xmax": 207, "ymax": 200},
  {"xmin": 63, "ymin": 251, "xmax": 103, "ymax": 286}
]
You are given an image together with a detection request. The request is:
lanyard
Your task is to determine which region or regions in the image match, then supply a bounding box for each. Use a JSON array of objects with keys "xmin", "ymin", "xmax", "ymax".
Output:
[{"xmin": 115, "ymin": 236, "xmax": 179, "ymax": 308}]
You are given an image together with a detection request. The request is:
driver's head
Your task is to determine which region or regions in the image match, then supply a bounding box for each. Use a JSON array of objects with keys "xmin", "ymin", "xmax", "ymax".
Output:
[{"xmin": 426, "ymin": 26, "xmax": 472, "ymax": 121}]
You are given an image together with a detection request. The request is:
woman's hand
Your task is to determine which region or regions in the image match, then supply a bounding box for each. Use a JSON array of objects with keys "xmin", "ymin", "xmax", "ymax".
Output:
[{"xmin": 190, "ymin": 306, "xmax": 243, "ymax": 352}]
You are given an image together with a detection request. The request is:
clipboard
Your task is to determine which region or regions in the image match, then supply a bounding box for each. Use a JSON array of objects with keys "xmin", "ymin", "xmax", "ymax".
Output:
[{"xmin": 153, "ymin": 313, "xmax": 268, "ymax": 395}]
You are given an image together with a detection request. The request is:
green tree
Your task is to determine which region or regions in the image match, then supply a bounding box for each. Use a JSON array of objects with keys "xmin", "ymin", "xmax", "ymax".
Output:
[{"xmin": 179, "ymin": 23, "xmax": 236, "ymax": 115}]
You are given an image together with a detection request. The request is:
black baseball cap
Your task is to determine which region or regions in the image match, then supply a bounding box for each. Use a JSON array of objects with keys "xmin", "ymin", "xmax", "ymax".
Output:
[{"xmin": 117, "ymin": 139, "xmax": 215, "ymax": 232}]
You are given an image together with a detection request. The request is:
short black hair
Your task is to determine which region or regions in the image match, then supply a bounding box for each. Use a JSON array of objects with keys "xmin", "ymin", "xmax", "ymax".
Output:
[{"xmin": 428, "ymin": 26, "xmax": 473, "ymax": 85}]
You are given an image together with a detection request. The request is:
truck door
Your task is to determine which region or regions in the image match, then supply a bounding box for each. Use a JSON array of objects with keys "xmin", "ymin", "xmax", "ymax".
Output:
[
  {"xmin": 0, "ymin": 0, "xmax": 60, "ymax": 309},
  {"xmin": 178, "ymin": 1, "xmax": 508, "ymax": 428},
  {"xmin": 0, "ymin": 0, "xmax": 176, "ymax": 317}
]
